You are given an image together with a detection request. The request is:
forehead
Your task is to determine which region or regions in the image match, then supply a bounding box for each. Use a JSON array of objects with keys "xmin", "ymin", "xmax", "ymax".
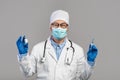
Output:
[{"xmin": 53, "ymin": 20, "xmax": 67, "ymax": 24}]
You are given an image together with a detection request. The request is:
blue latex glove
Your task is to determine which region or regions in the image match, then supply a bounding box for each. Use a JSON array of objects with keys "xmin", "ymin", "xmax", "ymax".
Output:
[
  {"xmin": 16, "ymin": 36, "xmax": 28, "ymax": 55},
  {"xmin": 87, "ymin": 43, "xmax": 98, "ymax": 62}
]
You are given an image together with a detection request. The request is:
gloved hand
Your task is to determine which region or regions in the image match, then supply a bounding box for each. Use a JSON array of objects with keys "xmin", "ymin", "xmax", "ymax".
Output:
[
  {"xmin": 16, "ymin": 36, "xmax": 28, "ymax": 55},
  {"xmin": 87, "ymin": 43, "xmax": 98, "ymax": 62}
]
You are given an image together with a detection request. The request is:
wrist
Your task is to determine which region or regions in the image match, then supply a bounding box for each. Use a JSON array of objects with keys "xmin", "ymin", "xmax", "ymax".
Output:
[
  {"xmin": 87, "ymin": 60, "xmax": 95, "ymax": 66},
  {"xmin": 18, "ymin": 53, "xmax": 27, "ymax": 61}
]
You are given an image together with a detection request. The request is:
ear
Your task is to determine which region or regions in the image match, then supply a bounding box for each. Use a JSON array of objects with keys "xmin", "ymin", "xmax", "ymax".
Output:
[
  {"xmin": 67, "ymin": 26, "xmax": 69, "ymax": 32},
  {"xmin": 50, "ymin": 26, "xmax": 52, "ymax": 31}
]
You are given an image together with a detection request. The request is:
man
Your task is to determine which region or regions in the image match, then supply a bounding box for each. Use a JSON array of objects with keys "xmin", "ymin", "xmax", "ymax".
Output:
[{"xmin": 16, "ymin": 10, "xmax": 98, "ymax": 80}]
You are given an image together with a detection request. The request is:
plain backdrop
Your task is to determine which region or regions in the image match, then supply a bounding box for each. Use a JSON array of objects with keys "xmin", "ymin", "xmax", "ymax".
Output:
[{"xmin": 0, "ymin": 0, "xmax": 120, "ymax": 80}]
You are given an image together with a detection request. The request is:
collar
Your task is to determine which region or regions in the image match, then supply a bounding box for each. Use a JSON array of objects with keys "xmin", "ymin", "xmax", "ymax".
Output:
[
  {"xmin": 46, "ymin": 36, "xmax": 71, "ymax": 50},
  {"xmin": 50, "ymin": 36, "xmax": 66, "ymax": 48}
]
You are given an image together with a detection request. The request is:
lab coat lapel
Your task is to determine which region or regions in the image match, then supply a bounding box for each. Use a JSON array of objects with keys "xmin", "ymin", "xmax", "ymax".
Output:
[
  {"xmin": 58, "ymin": 38, "xmax": 70, "ymax": 64},
  {"xmin": 46, "ymin": 38, "xmax": 57, "ymax": 62}
]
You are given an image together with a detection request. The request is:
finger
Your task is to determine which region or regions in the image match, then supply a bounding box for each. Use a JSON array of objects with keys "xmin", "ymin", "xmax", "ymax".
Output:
[
  {"xmin": 89, "ymin": 43, "xmax": 93, "ymax": 50},
  {"xmin": 22, "ymin": 36, "xmax": 28, "ymax": 47},
  {"xmin": 22, "ymin": 35, "xmax": 28, "ymax": 44},
  {"xmin": 92, "ymin": 45, "xmax": 98, "ymax": 53},
  {"xmin": 18, "ymin": 36, "xmax": 22, "ymax": 41},
  {"xmin": 89, "ymin": 43, "xmax": 97, "ymax": 51},
  {"xmin": 16, "ymin": 36, "xmax": 22, "ymax": 44},
  {"xmin": 22, "ymin": 35, "xmax": 25, "ymax": 43},
  {"xmin": 92, "ymin": 44, "xmax": 97, "ymax": 49}
]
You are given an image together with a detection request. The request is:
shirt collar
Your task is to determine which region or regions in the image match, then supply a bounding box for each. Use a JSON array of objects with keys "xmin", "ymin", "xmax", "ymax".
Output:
[{"xmin": 50, "ymin": 37, "xmax": 66, "ymax": 48}]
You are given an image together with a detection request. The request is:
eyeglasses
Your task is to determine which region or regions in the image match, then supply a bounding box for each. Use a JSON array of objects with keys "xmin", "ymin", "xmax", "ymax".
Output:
[{"xmin": 51, "ymin": 23, "xmax": 68, "ymax": 29}]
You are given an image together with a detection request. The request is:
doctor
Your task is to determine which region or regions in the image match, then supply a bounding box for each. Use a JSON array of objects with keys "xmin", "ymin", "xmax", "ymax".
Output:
[{"xmin": 16, "ymin": 10, "xmax": 98, "ymax": 80}]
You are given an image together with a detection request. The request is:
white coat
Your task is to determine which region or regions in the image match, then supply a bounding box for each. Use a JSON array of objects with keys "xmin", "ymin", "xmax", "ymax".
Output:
[{"xmin": 18, "ymin": 37, "xmax": 94, "ymax": 80}]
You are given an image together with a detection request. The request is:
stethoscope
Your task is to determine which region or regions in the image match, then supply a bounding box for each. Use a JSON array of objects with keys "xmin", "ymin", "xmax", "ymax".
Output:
[{"xmin": 40, "ymin": 40, "xmax": 75, "ymax": 65}]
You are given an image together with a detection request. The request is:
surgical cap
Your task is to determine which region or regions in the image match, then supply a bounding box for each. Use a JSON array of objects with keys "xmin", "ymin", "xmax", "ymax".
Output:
[{"xmin": 50, "ymin": 10, "xmax": 69, "ymax": 25}]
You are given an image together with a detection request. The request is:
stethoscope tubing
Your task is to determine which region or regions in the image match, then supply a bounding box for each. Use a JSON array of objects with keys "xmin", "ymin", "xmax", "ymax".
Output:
[{"xmin": 41, "ymin": 39, "xmax": 75, "ymax": 65}]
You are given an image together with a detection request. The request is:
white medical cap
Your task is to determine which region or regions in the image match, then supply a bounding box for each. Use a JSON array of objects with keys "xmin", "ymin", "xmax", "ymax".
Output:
[{"xmin": 50, "ymin": 10, "xmax": 69, "ymax": 25}]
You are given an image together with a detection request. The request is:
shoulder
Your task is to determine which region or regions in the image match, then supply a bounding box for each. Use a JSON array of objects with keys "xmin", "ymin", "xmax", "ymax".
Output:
[
  {"xmin": 72, "ymin": 41, "xmax": 84, "ymax": 51},
  {"xmin": 66, "ymin": 39, "xmax": 84, "ymax": 52},
  {"xmin": 71, "ymin": 41, "xmax": 84, "ymax": 57},
  {"xmin": 33, "ymin": 41, "xmax": 46, "ymax": 50},
  {"xmin": 30, "ymin": 41, "xmax": 46, "ymax": 58}
]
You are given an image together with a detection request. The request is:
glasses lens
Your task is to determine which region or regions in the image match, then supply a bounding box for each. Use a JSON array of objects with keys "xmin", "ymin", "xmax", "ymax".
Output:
[
  {"xmin": 51, "ymin": 23, "xmax": 68, "ymax": 28},
  {"xmin": 60, "ymin": 23, "xmax": 68, "ymax": 28}
]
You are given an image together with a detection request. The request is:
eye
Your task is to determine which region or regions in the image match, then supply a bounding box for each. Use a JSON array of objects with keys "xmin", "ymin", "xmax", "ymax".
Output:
[
  {"xmin": 51, "ymin": 23, "xmax": 59, "ymax": 26},
  {"xmin": 60, "ymin": 23, "xmax": 68, "ymax": 28}
]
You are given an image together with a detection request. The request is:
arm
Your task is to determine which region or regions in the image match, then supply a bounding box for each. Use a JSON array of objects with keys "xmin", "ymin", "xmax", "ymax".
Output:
[
  {"xmin": 18, "ymin": 48, "xmax": 37, "ymax": 78},
  {"xmin": 78, "ymin": 57, "xmax": 94, "ymax": 80},
  {"xmin": 77, "ymin": 43, "xmax": 98, "ymax": 80},
  {"xmin": 16, "ymin": 36, "xmax": 37, "ymax": 78},
  {"xmin": 76, "ymin": 49, "xmax": 94, "ymax": 80}
]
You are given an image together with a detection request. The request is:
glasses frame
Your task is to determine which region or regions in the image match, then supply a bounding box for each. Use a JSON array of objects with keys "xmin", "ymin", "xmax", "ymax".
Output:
[{"xmin": 51, "ymin": 22, "xmax": 68, "ymax": 29}]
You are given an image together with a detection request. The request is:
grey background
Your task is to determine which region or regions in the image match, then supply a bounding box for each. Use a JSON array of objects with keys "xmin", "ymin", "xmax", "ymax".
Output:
[{"xmin": 0, "ymin": 0, "xmax": 119, "ymax": 80}]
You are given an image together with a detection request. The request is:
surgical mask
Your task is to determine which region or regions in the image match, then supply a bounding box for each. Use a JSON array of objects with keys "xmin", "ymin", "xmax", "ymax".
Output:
[{"xmin": 52, "ymin": 27, "xmax": 67, "ymax": 40}]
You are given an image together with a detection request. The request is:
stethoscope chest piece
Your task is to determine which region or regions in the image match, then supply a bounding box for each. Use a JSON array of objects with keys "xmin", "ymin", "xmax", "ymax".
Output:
[
  {"xmin": 65, "ymin": 47, "xmax": 74, "ymax": 65},
  {"xmin": 40, "ymin": 57, "xmax": 46, "ymax": 63}
]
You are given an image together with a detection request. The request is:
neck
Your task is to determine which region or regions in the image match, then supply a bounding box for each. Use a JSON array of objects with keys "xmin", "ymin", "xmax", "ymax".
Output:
[{"xmin": 51, "ymin": 36, "xmax": 65, "ymax": 44}]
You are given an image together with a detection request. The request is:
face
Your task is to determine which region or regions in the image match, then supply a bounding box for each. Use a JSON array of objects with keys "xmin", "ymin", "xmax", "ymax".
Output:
[
  {"xmin": 50, "ymin": 20, "xmax": 69, "ymax": 31},
  {"xmin": 50, "ymin": 20, "xmax": 69, "ymax": 40}
]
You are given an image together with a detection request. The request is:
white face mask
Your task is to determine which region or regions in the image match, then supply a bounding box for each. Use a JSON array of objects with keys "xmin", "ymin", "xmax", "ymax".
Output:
[{"xmin": 52, "ymin": 27, "xmax": 67, "ymax": 40}]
